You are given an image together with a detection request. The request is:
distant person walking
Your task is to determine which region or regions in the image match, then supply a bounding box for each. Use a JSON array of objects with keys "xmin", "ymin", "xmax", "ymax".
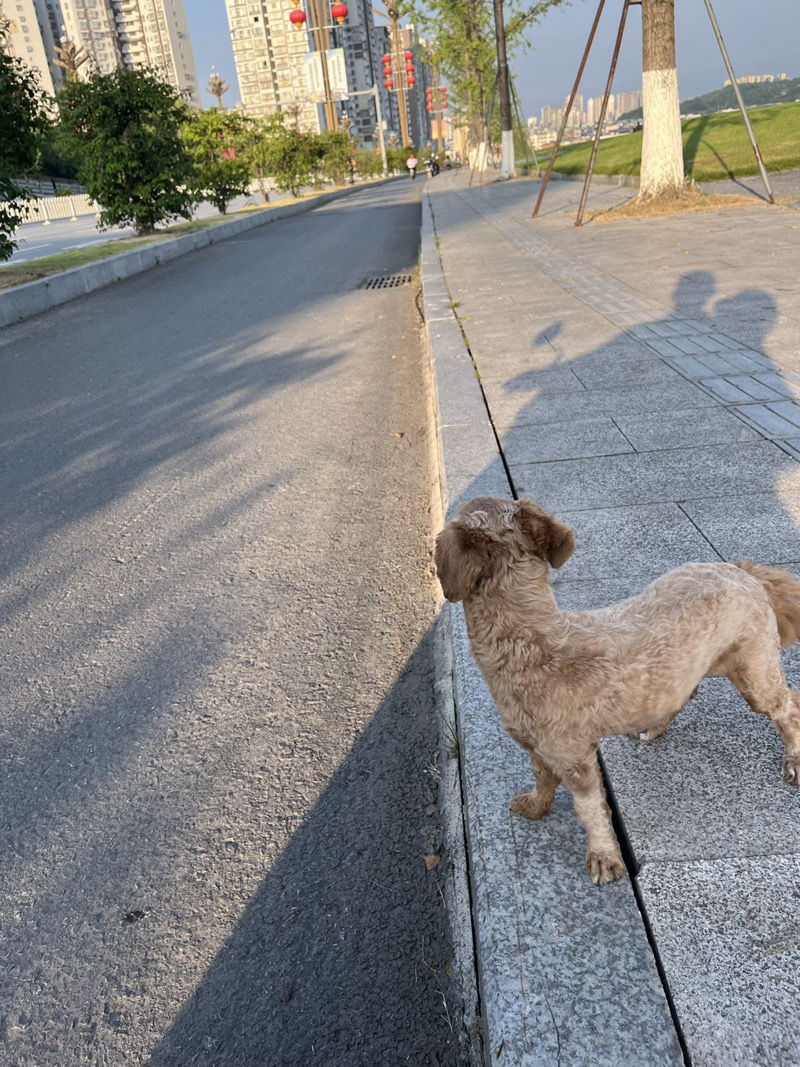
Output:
[{"xmin": 406, "ymin": 154, "xmax": 418, "ymax": 179}]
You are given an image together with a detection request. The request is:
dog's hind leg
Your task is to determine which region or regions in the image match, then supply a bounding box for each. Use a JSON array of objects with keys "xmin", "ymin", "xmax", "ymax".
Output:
[
  {"xmin": 552, "ymin": 748, "xmax": 625, "ymax": 885},
  {"xmin": 510, "ymin": 751, "xmax": 560, "ymax": 821},
  {"xmin": 725, "ymin": 642, "xmax": 800, "ymax": 785}
]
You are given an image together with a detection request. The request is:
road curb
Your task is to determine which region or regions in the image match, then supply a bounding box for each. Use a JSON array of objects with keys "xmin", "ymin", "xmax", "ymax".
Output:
[
  {"xmin": 0, "ymin": 179, "xmax": 399, "ymax": 329},
  {"xmin": 420, "ymin": 183, "xmax": 683, "ymax": 1066}
]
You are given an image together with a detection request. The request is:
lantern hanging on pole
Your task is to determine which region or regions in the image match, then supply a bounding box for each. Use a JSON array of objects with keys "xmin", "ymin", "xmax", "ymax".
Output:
[
  {"xmin": 407, "ymin": 76, "xmax": 416, "ymax": 88},
  {"xmin": 289, "ymin": 7, "xmax": 306, "ymax": 27},
  {"xmin": 403, "ymin": 50, "xmax": 413, "ymax": 60},
  {"xmin": 331, "ymin": 1, "xmax": 347, "ymax": 23},
  {"xmin": 384, "ymin": 78, "xmax": 393, "ymax": 90}
]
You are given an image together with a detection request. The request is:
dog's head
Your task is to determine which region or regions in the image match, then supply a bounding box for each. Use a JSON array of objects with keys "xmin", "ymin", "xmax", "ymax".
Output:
[{"xmin": 434, "ymin": 497, "xmax": 574, "ymax": 603}]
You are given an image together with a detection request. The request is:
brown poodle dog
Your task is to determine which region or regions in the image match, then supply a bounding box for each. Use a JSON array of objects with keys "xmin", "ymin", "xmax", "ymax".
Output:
[{"xmin": 435, "ymin": 496, "xmax": 800, "ymax": 885}]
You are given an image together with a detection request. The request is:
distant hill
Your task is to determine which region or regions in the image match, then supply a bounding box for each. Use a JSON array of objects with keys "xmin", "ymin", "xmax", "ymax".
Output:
[{"xmin": 618, "ymin": 75, "xmax": 800, "ymax": 120}]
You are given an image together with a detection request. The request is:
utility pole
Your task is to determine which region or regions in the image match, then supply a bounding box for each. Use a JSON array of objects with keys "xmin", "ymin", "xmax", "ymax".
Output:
[
  {"xmin": 491, "ymin": 0, "xmax": 515, "ymax": 178},
  {"xmin": 374, "ymin": 2, "xmax": 411, "ymax": 148},
  {"xmin": 387, "ymin": 5, "xmax": 410, "ymax": 148},
  {"xmin": 307, "ymin": 0, "xmax": 338, "ymax": 132}
]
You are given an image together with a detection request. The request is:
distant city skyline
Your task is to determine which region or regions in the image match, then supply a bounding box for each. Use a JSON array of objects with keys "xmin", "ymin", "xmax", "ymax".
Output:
[
  {"xmin": 512, "ymin": 0, "xmax": 798, "ymax": 119},
  {"xmin": 184, "ymin": 0, "xmax": 798, "ymax": 117}
]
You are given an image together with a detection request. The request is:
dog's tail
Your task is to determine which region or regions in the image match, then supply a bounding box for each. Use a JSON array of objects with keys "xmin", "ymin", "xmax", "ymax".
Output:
[{"xmin": 736, "ymin": 561, "xmax": 800, "ymax": 648}]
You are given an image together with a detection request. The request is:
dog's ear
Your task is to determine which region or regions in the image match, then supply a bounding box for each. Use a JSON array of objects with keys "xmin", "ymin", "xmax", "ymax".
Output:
[
  {"xmin": 515, "ymin": 500, "xmax": 575, "ymax": 569},
  {"xmin": 434, "ymin": 522, "xmax": 490, "ymax": 602}
]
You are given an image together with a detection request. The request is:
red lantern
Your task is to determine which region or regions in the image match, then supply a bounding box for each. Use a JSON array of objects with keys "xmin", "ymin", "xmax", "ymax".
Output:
[
  {"xmin": 384, "ymin": 78, "xmax": 393, "ymax": 90},
  {"xmin": 382, "ymin": 53, "xmax": 391, "ymax": 64},
  {"xmin": 407, "ymin": 76, "xmax": 416, "ymax": 88},
  {"xmin": 426, "ymin": 104, "xmax": 433, "ymax": 113},
  {"xmin": 441, "ymin": 102, "xmax": 447, "ymax": 110},
  {"xmin": 405, "ymin": 63, "xmax": 414, "ymax": 73},
  {"xmin": 289, "ymin": 7, "xmax": 306, "ymax": 27},
  {"xmin": 403, "ymin": 50, "xmax": 413, "ymax": 60},
  {"xmin": 331, "ymin": 1, "xmax": 347, "ymax": 23}
]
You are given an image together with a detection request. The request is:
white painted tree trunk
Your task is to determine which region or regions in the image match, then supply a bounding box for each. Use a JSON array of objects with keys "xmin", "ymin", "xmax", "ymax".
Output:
[
  {"xmin": 639, "ymin": 0, "xmax": 684, "ymax": 200},
  {"xmin": 640, "ymin": 67, "xmax": 684, "ymax": 198},
  {"xmin": 500, "ymin": 129, "xmax": 516, "ymax": 180}
]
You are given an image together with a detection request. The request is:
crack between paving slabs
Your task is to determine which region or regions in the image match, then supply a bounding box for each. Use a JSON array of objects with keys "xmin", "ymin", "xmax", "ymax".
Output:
[{"xmin": 444, "ymin": 186, "xmax": 697, "ymax": 1062}]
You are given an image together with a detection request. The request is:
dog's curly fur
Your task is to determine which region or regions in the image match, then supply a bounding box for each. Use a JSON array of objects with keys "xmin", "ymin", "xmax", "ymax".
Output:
[{"xmin": 435, "ymin": 497, "xmax": 800, "ymax": 885}]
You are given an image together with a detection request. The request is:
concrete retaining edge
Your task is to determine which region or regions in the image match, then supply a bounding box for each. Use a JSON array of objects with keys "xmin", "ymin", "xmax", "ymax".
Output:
[
  {"xmin": 420, "ymin": 185, "xmax": 683, "ymax": 1066},
  {"xmin": 549, "ymin": 170, "xmax": 640, "ymax": 187},
  {"xmin": 1, "ymin": 178, "xmax": 399, "ymax": 329}
]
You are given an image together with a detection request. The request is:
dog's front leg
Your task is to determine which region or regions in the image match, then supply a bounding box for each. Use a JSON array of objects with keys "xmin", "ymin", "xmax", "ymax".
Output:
[
  {"xmin": 558, "ymin": 750, "xmax": 625, "ymax": 886},
  {"xmin": 510, "ymin": 752, "xmax": 560, "ymax": 821}
]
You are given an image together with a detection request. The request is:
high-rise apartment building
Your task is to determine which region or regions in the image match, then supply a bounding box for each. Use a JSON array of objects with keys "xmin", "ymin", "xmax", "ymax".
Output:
[
  {"xmin": 615, "ymin": 89, "xmax": 642, "ymax": 116},
  {"xmin": 225, "ymin": 0, "xmax": 320, "ymax": 130},
  {"xmin": 1, "ymin": 0, "xmax": 200, "ymax": 104},
  {"xmin": 0, "ymin": 0, "xmax": 59, "ymax": 92},
  {"xmin": 225, "ymin": 0, "xmax": 429, "ymax": 147}
]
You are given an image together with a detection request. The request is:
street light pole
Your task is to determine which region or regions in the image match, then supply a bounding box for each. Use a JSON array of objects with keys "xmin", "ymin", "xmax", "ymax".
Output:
[{"xmin": 491, "ymin": 0, "xmax": 515, "ymax": 178}]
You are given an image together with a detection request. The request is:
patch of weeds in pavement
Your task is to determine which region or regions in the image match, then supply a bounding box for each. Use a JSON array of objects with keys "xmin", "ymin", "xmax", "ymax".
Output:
[
  {"xmin": 439, "ymin": 714, "xmax": 460, "ymax": 761},
  {"xmin": 448, "ymin": 300, "xmax": 461, "ymax": 309}
]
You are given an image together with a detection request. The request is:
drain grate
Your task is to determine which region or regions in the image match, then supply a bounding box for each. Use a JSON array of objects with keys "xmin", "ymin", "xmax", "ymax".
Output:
[{"xmin": 359, "ymin": 274, "xmax": 413, "ymax": 290}]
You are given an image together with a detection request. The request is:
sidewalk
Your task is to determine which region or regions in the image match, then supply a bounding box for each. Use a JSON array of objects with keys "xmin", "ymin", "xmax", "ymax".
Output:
[{"xmin": 422, "ymin": 172, "xmax": 800, "ymax": 1065}]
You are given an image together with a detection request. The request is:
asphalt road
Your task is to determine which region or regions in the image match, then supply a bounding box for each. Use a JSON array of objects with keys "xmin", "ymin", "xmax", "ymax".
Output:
[{"xmin": 0, "ymin": 181, "xmax": 467, "ymax": 1065}]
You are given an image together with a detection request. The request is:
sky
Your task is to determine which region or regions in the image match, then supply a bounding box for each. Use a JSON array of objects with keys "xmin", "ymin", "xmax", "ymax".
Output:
[{"xmin": 184, "ymin": 0, "xmax": 799, "ymax": 116}]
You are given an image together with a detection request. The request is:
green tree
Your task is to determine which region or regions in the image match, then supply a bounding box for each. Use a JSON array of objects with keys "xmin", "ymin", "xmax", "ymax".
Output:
[
  {"xmin": 240, "ymin": 113, "xmax": 286, "ymax": 203},
  {"xmin": 183, "ymin": 108, "xmax": 254, "ymax": 214},
  {"xmin": 318, "ymin": 131, "xmax": 353, "ymax": 186},
  {"xmin": 263, "ymin": 125, "xmax": 324, "ymax": 198},
  {"xmin": 416, "ymin": 0, "xmax": 565, "ymax": 151},
  {"xmin": 58, "ymin": 67, "xmax": 195, "ymax": 235},
  {"xmin": 355, "ymin": 149, "xmax": 382, "ymax": 180},
  {"xmin": 0, "ymin": 23, "xmax": 51, "ymax": 260}
]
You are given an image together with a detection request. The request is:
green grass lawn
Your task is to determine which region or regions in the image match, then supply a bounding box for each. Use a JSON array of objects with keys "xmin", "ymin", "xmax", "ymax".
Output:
[{"xmin": 548, "ymin": 101, "xmax": 800, "ymax": 183}]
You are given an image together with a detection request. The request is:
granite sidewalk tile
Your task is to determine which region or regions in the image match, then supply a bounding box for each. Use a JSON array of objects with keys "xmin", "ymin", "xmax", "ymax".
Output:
[
  {"xmin": 512, "ymin": 442, "xmax": 796, "ymax": 511},
  {"xmin": 636, "ymin": 858, "xmax": 800, "ymax": 1067},
  {"xmin": 427, "ymin": 174, "xmax": 800, "ymax": 1066},
  {"xmin": 484, "ymin": 378, "xmax": 718, "ymax": 429}
]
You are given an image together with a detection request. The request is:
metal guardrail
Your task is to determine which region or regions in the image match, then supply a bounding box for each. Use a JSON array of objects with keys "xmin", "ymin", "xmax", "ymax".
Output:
[{"xmin": 22, "ymin": 194, "xmax": 99, "ymax": 225}]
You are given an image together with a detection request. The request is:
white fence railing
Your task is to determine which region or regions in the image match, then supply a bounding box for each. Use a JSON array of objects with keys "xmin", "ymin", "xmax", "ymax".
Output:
[{"xmin": 22, "ymin": 194, "xmax": 99, "ymax": 225}]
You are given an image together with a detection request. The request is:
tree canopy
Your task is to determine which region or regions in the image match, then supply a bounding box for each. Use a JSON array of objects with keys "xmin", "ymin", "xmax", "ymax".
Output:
[
  {"xmin": 0, "ymin": 24, "xmax": 51, "ymax": 260},
  {"xmin": 183, "ymin": 109, "xmax": 253, "ymax": 214},
  {"xmin": 58, "ymin": 67, "xmax": 195, "ymax": 234},
  {"xmin": 415, "ymin": 0, "xmax": 567, "ymax": 146}
]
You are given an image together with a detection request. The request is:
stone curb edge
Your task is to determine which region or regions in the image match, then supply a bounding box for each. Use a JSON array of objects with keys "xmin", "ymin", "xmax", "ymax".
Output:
[
  {"xmin": 549, "ymin": 170, "xmax": 639, "ymax": 187},
  {"xmin": 419, "ymin": 185, "xmax": 684, "ymax": 1066},
  {"xmin": 1, "ymin": 178, "xmax": 400, "ymax": 330}
]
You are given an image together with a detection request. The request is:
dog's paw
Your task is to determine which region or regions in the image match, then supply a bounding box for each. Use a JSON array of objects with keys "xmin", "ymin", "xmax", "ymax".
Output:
[
  {"xmin": 782, "ymin": 750, "xmax": 800, "ymax": 785},
  {"xmin": 638, "ymin": 724, "xmax": 670, "ymax": 742},
  {"xmin": 586, "ymin": 850, "xmax": 625, "ymax": 886},
  {"xmin": 509, "ymin": 790, "xmax": 552, "ymax": 821}
]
